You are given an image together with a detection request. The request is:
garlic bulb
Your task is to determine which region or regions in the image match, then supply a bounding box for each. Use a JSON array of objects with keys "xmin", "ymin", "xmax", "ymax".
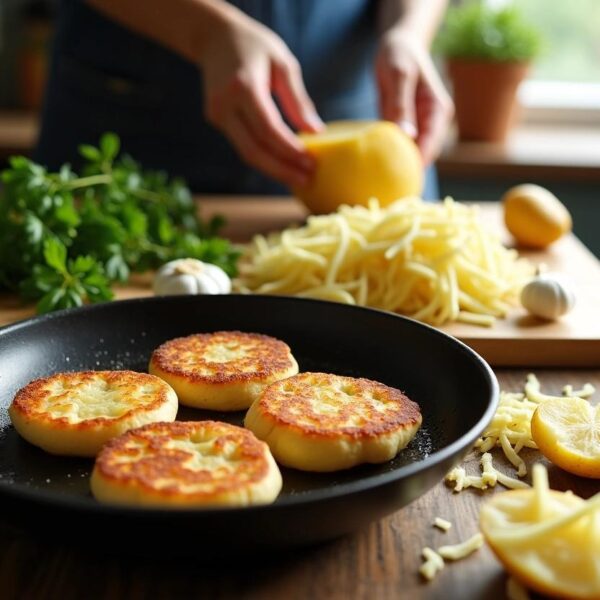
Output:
[
  {"xmin": 153, "ymin": 258, "xmax": 231, "ymax": 296},
  {"xmin": 520, "ymin": 273, "xmax": 576, "ymax": 320}
]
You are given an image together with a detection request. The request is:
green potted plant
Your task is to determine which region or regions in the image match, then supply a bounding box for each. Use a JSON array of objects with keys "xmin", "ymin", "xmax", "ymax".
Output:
[{"xmin": 435, "ymin": 2, "xmax": 543, "ymax": 142}]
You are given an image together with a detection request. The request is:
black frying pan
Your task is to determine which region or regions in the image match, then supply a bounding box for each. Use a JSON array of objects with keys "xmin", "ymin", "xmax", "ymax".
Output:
[{"xmin": 0, "ymin": 295, "xmax": 498, "ymax": 554}]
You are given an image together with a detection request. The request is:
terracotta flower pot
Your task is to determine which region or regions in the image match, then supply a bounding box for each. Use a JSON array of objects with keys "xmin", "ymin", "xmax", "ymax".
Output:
[{"xmin": 447, "ymin": 59, "xmax": 530, "ymax": 142}]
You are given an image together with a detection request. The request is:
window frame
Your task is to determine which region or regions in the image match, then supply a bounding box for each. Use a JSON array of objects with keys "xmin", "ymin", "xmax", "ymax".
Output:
[{"xmin": 519, "ymin": 81, "xmax": 600, "ymax": 126}]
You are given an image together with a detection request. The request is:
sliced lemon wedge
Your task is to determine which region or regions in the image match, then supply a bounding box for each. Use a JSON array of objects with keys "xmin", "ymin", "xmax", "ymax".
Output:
[
  {"xmin": 531, "ymin": 397, "xmax": 600, "ymax": 479},
  {"xmin": 480, "ymin": 464, "xmax": 600, "ymax": 599}
]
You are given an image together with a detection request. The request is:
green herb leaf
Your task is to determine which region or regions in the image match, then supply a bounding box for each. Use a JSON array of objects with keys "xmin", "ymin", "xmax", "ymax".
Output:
[
  {"xmin": 104, "ymin": 251, "xmax": 130, "ymax": 282},
  {"xmin": 43, "ymin": 238, "xmax": 68, "ymax": 273},
  {"xmin": 23, "ymin": 212, "xmax": 44, "ymax": 246},
  {"xmin": 0, "ymin": 132, "xmax": 238, "ymax": 313},
  {"xmin": 100, "ymin": 132, "xmax": 120, "ymax": 161},
  {"xmin": 434, "ymin": 3, "xmax": 544, "ymax": 62},
  {"xmin": 37, "ymin": 288, "xmax": 67, "ymax": 314},
  {"xmin": 79, "ymin": 144, "xmax": 101, "ymax": 162}
]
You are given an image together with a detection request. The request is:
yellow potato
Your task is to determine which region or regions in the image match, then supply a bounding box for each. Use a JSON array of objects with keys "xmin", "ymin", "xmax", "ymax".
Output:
[
  {"xmin": 295, "ymin": 121, "xmax": 423, "ymax": 214},
  {"xmin": 502, "ymin": 184, "xmax": 572, "ymax": 248}
]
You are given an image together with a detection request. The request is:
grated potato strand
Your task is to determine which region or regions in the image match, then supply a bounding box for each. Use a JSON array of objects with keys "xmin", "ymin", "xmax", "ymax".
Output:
[{"xmin": 235, "ymin": 197, "xmax": 533, "ymax": 326}]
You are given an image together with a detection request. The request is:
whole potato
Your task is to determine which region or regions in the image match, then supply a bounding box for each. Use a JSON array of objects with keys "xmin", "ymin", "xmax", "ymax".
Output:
[{"xmin": 502, "ymin": 184, "xmax": 572, "ymax": 249}]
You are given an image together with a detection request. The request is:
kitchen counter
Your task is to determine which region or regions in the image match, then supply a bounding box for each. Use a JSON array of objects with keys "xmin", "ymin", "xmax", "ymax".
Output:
[
  {"xmin": 1, "ymin": 196, "xmax": 599, "ymax": 600},
  {"xmin": 3, "ymin": 197, "xmax": 600, "ymax": 366}
]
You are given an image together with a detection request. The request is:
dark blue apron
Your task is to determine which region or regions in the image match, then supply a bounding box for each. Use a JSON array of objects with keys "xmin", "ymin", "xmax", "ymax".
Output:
[{"xmin": 35, "ymin": 0, "xmax": 438, "ymax": 198}]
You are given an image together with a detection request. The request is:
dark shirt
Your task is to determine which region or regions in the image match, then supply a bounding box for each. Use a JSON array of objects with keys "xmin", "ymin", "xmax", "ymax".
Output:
[{"xmin": 35, "ymin": 0, "xmax": 437, "ymax": 197}]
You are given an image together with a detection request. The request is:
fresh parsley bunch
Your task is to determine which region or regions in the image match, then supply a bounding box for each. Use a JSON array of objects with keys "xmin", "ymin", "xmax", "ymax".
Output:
[{"xmin": 0, "ymin": 133, "xmax": 239, "ymax": 313}]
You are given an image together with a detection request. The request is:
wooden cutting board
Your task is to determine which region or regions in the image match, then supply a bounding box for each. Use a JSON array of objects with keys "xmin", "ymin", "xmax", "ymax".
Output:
[
  {"xmin": 442, "ymin": 233, "xmax": 600, "ymax": 367},
  {"xmin": 1, "ymin": 196, "xmax": 599, "ymax": 367}
]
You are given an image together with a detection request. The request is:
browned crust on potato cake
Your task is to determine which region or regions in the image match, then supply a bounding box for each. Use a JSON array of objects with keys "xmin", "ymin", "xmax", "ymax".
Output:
[
  {"xmin": 149, "ymin": 331, "xmax": 296, "ymax": 384},
  {"xmin": 256, "ymin": 372, "xmax": 421, "ymax": 439},
  {"xmin": 10, "ymin": 370, "xmax": 172, "ymax": 429},
  {"xmin": 94, "ymin": 421, "xmax": 270, "ymax": 497}
]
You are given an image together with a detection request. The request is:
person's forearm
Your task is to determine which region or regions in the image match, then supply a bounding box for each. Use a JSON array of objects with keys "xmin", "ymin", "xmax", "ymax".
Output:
[
  {"xmin": 86, "ymin": 0, "xmax": 242, "ymax": 65},
  {"xmin": 377, "ymin": 0, "xmax": 448, "ymax": 46}
]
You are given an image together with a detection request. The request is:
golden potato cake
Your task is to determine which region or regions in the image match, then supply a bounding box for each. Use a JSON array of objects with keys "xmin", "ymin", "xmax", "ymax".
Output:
[
  {"xmin": 9, "ymin": 371, "xmax": 178, "ymax": 457},
  {"xmin": 245, "ymin": 372, "xmax": 422, "ymax": 472},
  {"xmin": 149, "ymin": 331, "xmax": 299, "ymax": 411},
  {"xmin": 90, "ymin": 420, "xmax": 282, "ymax": 508}
]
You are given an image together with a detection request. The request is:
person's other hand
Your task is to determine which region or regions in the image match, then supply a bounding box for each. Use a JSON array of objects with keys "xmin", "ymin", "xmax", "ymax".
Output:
[
  {"xmin": 199, "ymin": 11, "xmax": 323, "ymax": 187},
  {"xmin": 375, "ymin": 29, "xmax": 453, "ymax": 165}
]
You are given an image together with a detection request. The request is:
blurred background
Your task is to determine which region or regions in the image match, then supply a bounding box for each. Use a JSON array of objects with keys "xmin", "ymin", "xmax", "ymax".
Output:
[{"xmin": 0, "ymin": 0, "xmax": 599, "ymax": 255}]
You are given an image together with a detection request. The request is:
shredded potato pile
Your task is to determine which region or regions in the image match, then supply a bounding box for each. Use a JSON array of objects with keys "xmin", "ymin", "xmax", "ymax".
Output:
[
  {"xmin": 433, "ymin": 377, "xmax": 596, "ymax": 593},
  {"xmin": 445, "ymin": 374, "xmax": 596, "ymax": 493},
  {"xmin": 475, "ymin": 374, "xmax": 595, "ymax": 477},
  {"xmin": 235, "ymin": 197, "xmax": 534, "ymax": 326}
]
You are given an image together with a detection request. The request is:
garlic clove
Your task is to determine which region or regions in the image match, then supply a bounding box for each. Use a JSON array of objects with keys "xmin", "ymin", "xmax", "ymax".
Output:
[
  {"xmin": 154, "ymin": 273, "xmax": 198, "ymax": 296},
  {"xmin": 520, "ymin": 273, "xmax": 576, "ymax": 320},
  {"xmin": 153, "ymin": 258, "xmax": 231, "ymax": 296},
  {"xmin": 194, "ymin": 276, "xmax": 222, "ymax": 295},
  {"xmin": 202, "ymin": 264, "xmax": 232, "ymax": 294},
  {"xmin": 172, "ymin": 258, "xmax": 206, "ymax": 276}
]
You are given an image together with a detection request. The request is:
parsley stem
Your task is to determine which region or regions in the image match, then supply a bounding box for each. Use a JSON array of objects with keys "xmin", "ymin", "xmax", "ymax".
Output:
[{"xmin": 66, "ymin": 174, "xmax": 112, "ymax": 190}]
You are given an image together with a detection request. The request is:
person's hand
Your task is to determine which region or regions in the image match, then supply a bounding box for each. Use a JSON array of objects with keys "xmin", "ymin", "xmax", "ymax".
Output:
[
  {"xmin": 375, "ymin": 29, "xmax": 453, "ymax": 165},
  {"xmin": 199, "ymin": 11, "xmax": 323, "ymax": 187}
]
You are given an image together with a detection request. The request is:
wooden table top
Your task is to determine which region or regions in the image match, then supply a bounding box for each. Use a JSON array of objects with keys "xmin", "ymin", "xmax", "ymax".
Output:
[{"xmin": 1, "ymin": 197, "xmax": 599, "ymax": 600}]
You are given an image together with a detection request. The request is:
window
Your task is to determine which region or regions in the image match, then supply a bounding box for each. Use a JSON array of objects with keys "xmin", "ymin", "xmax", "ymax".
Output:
[{"xmin": 515, "ymin": 0, "xmax": 600, "ymax": 123}]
